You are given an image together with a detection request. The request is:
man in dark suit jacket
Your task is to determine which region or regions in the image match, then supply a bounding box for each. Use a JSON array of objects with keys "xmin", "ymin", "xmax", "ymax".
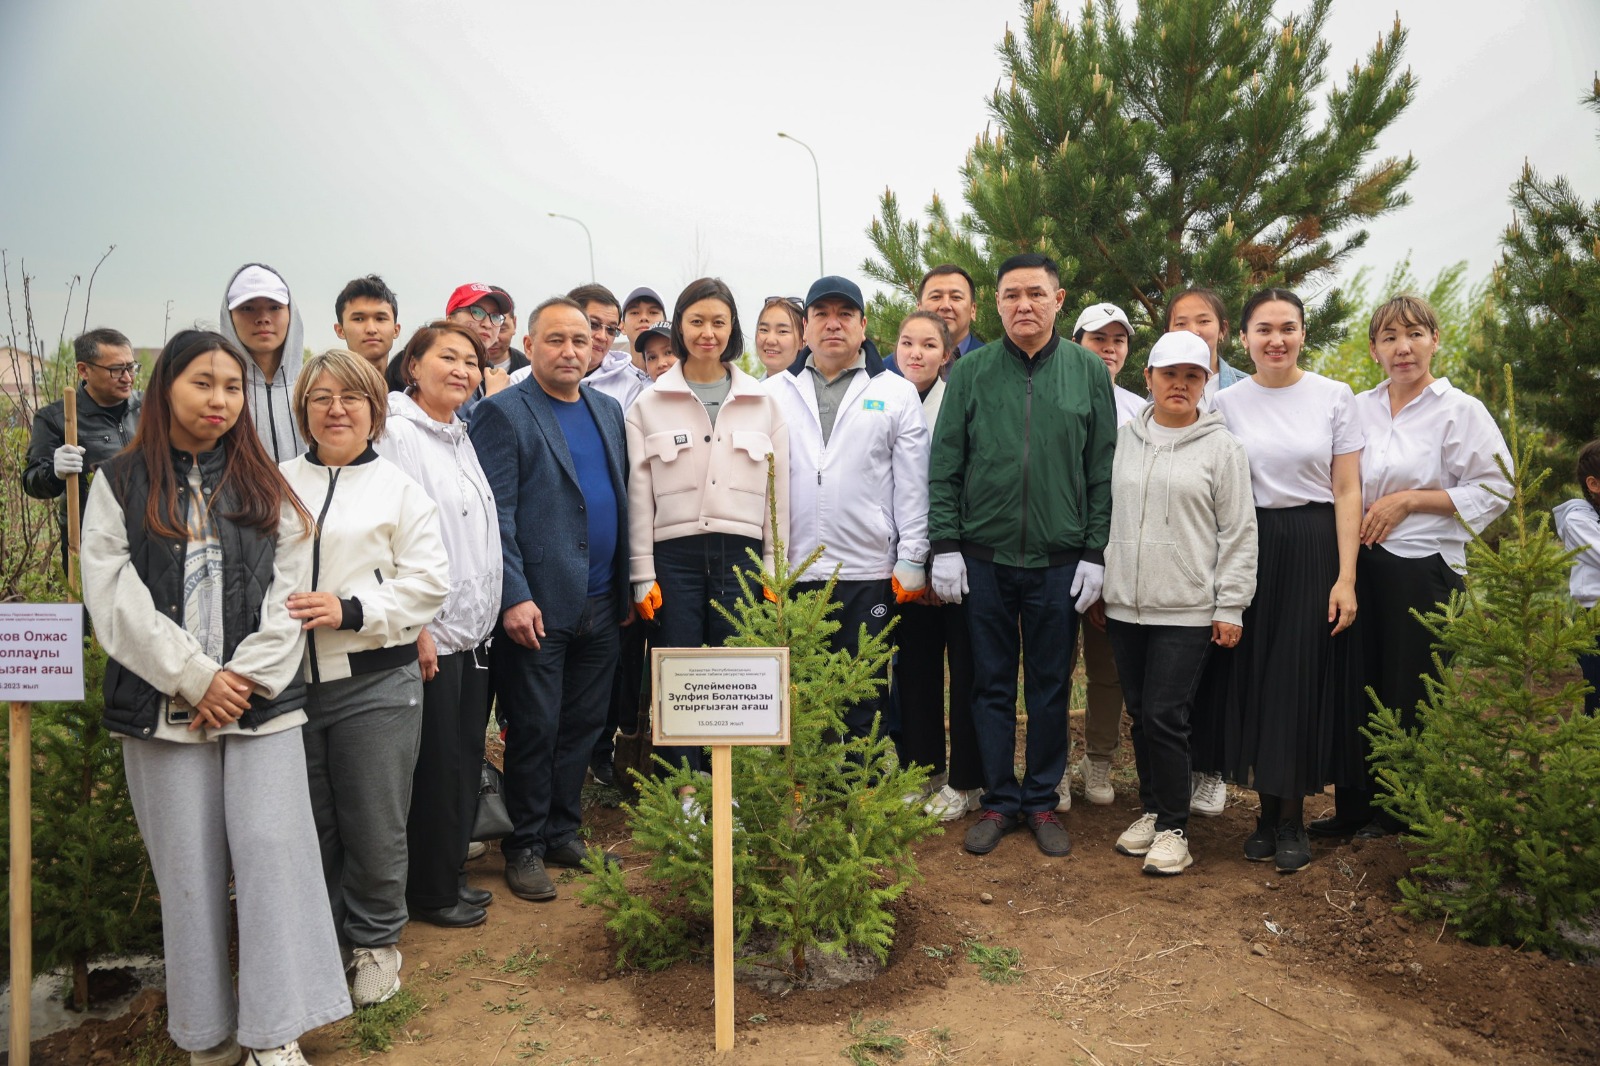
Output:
[{"xmin": 469, "ymin": 295, "xmax": 631, "ymax": 903}]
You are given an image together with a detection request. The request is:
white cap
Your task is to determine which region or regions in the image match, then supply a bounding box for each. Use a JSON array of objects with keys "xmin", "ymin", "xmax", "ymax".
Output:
[
  {"xmin": 1146, "ymin": 330, "xmax": 1214, "ymax": 375},
  {"xmin": 226, "ymin": 265, "xmax": 290, "ymax": 310},
  {"xmin": 1073, "ymin": 302, "xmax": 1132, "ymax": 336}
]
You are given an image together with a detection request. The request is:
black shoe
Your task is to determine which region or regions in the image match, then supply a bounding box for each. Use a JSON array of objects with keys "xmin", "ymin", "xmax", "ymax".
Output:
[
  {"xmin": 1244, "ymin": 818, "xmax": 1276, "ymax": 862},
  {"xmin": 1274, "ymin": 822, "xmax": 1312, "ymax": 873},
  {"xmin": 459, "ymin": 884, "xmax": 493, "ymax": 907},
  {"xmin": 544, "ymin": 839, "xmax": 621, "ymax": 870},
  {"xmin": 410, "ymin": 900, "xmax": 488, "ymax": 928},
  {"xmin": 590, "ymin": 756, "xmax": 616, "ymax": 787},
  {"xmin": 1307, "ymin": 814, "xmax": 1368, "ymax": 838},
  {"xmin": 1354, "ymin": 819, "xmax": 1396, "ymax": 840},
  {"xmin": 503, "ymin": 849, "xmax": 557, "ymax": 901},
  {"xmin": 1028, "ymin": 811, "xmax": 1072, "ymax": 857},
  {"xmin": 963, "ymin": 810, "xmax": 1015, "ymax": 855}
]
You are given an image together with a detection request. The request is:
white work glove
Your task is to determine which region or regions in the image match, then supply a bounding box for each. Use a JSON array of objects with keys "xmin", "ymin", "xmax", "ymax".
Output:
[
  {"xmin": 1071, "ymin": 560, "xmax": 1105, "ymax": 613},
  {"xmin": 53, "ymin": 444, "xmax": 86, "ymax": 478},
  {"xmin": 930, "ymin": 552, "xmax": 968, "ymax": 605}
]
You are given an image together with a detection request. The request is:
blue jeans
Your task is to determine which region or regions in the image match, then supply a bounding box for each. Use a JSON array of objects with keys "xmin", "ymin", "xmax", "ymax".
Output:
[
  {"xmin": 1105, "ymin": 620, "xmax": 1213, "ymax": 833},
  {"xmin": 492, "ymin": 594, "xmax": 619, "ymax": 856},
  {"xmin": 964, "ymin": 555, "xmax": 1080, "ymax": 818}
]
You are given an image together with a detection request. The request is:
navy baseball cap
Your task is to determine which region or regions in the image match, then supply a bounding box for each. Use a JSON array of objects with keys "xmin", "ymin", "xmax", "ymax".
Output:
[
  {"xmin": 622, "ymin": 287, "xmax": 664, "ymax": 314},
  {"xmin": 804, "ymin": 276, "xmax": 864, "ymax": 313}
]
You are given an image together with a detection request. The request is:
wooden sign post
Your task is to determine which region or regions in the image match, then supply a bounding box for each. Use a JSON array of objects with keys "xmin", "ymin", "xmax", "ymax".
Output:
[{"xmin": 652, "ymin": 647, "xmax": 790, "ymax": 1053}]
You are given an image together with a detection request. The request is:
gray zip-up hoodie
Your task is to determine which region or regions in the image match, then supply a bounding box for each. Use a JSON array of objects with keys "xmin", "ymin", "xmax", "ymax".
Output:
[
  {"xmin": 218, "ymin": 262, "xmax": 305, "ymax": 462},
  {"xmin": 1103, "ymin": 407, "xmax": 1259, "ymax": 627}
]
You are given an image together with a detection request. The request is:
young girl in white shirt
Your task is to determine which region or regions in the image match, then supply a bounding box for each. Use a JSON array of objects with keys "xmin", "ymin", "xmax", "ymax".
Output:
[
  {"xmin": 1209, "ymin": 288, "xmax": 1364, "ymax": 873},
  {"xmin": 1554, "ymin": 440, "xmax": 1600, "ymax": 715}
]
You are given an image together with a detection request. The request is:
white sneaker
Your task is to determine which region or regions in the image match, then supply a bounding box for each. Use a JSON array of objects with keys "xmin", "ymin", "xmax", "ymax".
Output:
[
  {"xmin": 349, "ymin": 945, "xmax": 401, "ymax": 1007},
  {"xmin": 1115, "ymin": 812, "xmax": 1159, "ymax": 856},
  {"xmin": 924, "ymin": 785, "xmax": 981, "ymax": 822},
  {"xmin": 1054, "ymin": 774, "xmax": 1072, "ymax": 812},
  {"xmin": 466, "ymin": 841, "xmax": 487, "ymax": 861},
  {"xmin": 1080, "ymin": 756, "xmax": 1114, "ymax": 805},
  {"xmin": 1190, "ymin": 771, "xmax": 1227, "ymax": 816},
  {"xmin": 193, "ymin": 1037, "xmax": 241, "ymax": 1066},
  {"xmin": 244, "ymin": 1042, "xmax": 310, "ymax": 1066},
  {"xmin": 1142, "ymin": 829, "xmax": 1193, "ymax": 875}
]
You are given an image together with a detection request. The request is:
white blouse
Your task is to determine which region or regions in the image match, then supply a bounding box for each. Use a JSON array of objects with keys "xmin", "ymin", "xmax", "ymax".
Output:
[
  {"xmin": 1354, "ymin": 378, "xmax": 1512, "ymax": 571},
  {"xmin": 1212, "ymin": 371, "xmax": 1363, "ymax": 509}
]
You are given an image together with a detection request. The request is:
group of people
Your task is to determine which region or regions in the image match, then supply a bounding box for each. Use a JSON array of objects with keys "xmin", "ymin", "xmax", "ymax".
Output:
[{"xmin": 22, "ymin": 251, "xmax": 1537, "ymax": 1066}]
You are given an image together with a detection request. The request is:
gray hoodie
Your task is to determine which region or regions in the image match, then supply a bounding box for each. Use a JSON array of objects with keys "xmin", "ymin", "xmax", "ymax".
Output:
[
  {"xmin": 1103, "ymin": 407, "xmax": 1258, "ymax": 628},
  {"xmin": 218, "ymin": 262, "xmax": 305, "ymax": 462}
]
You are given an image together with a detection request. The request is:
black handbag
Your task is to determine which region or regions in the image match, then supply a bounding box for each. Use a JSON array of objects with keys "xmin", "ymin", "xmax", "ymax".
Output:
[{"xmin": 471, "ymin": 761, "xmax": 514, "ymax": 842}]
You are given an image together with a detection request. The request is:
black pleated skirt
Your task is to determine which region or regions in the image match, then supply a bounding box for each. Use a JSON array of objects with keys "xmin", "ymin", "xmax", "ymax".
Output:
[{"xmin": 1194, "ymin": 502, "xmax": 1364, "ymax": 797}]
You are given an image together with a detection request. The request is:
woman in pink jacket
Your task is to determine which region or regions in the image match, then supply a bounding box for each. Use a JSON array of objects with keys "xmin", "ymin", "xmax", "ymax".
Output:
[{"xmin": 624, "ymin": 278, "xmax": 789, "ymax": 796}]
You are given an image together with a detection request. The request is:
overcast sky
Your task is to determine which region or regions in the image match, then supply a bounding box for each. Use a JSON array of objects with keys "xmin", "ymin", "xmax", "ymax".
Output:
[{"xmin": 2, "ymin": 0, "xmax": 1596, "ymax": 351}]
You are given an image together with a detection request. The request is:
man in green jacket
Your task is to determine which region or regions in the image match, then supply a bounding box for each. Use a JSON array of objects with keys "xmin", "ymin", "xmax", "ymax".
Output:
[{"xmin": 927, "ymin": 252, "xmax": 1116, "ymax": 858}]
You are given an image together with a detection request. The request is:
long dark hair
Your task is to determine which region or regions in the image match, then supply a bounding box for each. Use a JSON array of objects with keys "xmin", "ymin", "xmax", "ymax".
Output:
[
  {"xmin": 128, "ymin": 330, "xmax": 312, "ymax": 541},
  {"xmin": 672, "ymin": 278, "xmax": 743, "ymax": 363}
]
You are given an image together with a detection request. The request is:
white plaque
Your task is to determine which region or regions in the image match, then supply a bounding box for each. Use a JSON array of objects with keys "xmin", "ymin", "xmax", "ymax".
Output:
[
  {"xmin": 0, "ymin": 603, "xmax": 85, "ymax": 701},
  {"xmin": 652, "ymin": 647, "xmax": 790, "ymax": 747}
]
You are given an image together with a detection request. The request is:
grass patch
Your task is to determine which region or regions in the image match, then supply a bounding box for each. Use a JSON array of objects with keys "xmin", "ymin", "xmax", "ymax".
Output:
[
  {"xmin": 501, "ymin": 944, "xmax": 551, "ymax": 979},
  {"xmin": 964, "ymin": 940, "xmax": 1023, "ymax": 984},
  {"xmin": 126, "ymin": 1009, "xmax": 185, "ymax": 1066},
  {"xmin": 842, "ymin": 1013, "xmax": 907, "ymax": 1065},
  {"xmin": 347, "ymin": 986, "xmax": 424, "ymax": 1053}
]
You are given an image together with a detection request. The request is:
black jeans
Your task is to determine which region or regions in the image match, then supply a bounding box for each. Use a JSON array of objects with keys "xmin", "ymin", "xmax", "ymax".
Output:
[
  {"xmin": 1105, "ymin": 619, "xmax": 1214, "ymax": 833},
  {"xmin": 965, "ymin": 556, "xmax": 1079, "ymax": 818},
  {"xmin": 653, "ymin": 533, "xmax": 763, "ymax": 773},
  {"xmin": 593, "ymin": 617, "xmax": 651, "ymax": 764},
  {"xmin": 492, "ymin": 594, "xmax": 619, "ymax": 856},
  {"xmin": 406, "ymin": 643, "xmax": 492, "ymax": 909},
  {"xmin": 894, "ymin": 600, "xmax": 980, "ymax": 788},
  {"xmin": 793, "ymin": 577, "xmax": 895, "ymax": 740}
]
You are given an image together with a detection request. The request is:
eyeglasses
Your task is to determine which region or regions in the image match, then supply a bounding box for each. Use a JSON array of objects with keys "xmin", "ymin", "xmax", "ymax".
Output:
[
  {"xmin": 90, "ymin": 362, "xmax": 138, "ymax": 378},
  {"xmin": 306, "ymin": 391, "xmax": 370, "ymax": 411},
  {"xmin": 588, "ymin": 317, "xmax": 622, "ymax": 339},
  {"xmin": 765, "ymin": 296, "xmax": 804, "ymax": 310},
  {"xmin": 464, "ymin": 306, "xmax": 506, "ymax": 326}
]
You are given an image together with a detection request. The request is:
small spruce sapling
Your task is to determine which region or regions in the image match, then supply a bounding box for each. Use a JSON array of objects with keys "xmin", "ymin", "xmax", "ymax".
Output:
[
  {"xmin": 580, "ymin": 461, "xmax": 941, "ymax": 977},
  {"xmin": 1365, "ymin": 369, "xmax": 1600, "ymax": 954}
]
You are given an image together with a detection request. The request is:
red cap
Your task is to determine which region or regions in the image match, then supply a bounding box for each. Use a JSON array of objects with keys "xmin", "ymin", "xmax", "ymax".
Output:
[{"xmin": 446, "ymin": 283, "xmax": 512, "ymax": 317}]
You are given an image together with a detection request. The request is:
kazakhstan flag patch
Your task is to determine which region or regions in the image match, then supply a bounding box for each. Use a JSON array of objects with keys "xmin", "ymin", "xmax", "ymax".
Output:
[{"xmin": 863, "ymin": 398, "xmax": 885, "ymax": 411}]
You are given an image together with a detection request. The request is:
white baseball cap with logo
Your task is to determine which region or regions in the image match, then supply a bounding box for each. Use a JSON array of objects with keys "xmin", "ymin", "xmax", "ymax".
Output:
[{"xmin": 1073, "ymin": 302, "xmax": 1132, "ymax": 336}]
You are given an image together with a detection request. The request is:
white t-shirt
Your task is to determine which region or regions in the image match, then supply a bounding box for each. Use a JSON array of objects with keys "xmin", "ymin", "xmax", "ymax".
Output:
[
  {"xmin": 1144, "ymin": 418, "xmax": 1198, "ymax": 445},
  {"xmin": 1113, "ymin": 384, "xmax": 1147, "ymax": 426},
  {"xmin": 1354, "ymin": 378, "xmax": 1511, "ymax": 570},
  {"xmin": 1212, "ymin": 371, "xmax": 1363, "ymax": 509}
]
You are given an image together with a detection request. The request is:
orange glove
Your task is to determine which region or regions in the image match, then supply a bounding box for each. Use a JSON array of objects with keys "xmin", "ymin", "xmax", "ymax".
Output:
[
  {"xmin": 633, "ymin": 581, "xmax": 662, "ymax": 622},
  {"xmin": 891, "ymin": 560, "xmax": 926, "ymax": 604}
]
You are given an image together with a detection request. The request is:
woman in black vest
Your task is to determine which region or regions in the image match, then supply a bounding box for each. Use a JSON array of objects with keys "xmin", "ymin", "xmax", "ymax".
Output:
[{"xmin": 82, "ymin": 331, "xmax": 349, "ymax": 1066}]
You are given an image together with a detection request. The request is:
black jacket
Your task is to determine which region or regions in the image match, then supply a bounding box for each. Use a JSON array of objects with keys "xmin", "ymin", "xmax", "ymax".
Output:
[
  {"xmin": 23, "ymin": 383, "xmax": 141, "ymax": 532},
  {"xmin": 98, "ymin": 445, "xmax": 306, "ymax": 738}
]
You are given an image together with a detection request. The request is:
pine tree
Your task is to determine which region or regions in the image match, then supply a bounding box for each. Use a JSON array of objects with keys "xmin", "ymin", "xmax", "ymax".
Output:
[
  {"xmin": 863, "ymin": 0, "xmax": 1416, "ymax": 354},
  {"xmin": 1468, "ymin": 81, "xmax": 1600, "ymax": 451},
  {"xmin": 580, "ymin": 472, "xmax": 940, "ymax": 978},
  {"xmin": 1365, "ymin": 370, "xmax": 1600, "ymax": 955},
  {"xmin": 0, "ymin": 635, "xmax": 162, "ymax": 1007}
]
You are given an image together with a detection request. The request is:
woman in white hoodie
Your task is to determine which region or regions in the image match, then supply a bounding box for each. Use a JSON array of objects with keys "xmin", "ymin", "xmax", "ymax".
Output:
[
  {"xmin": 375, "ymin": 321, "xmax": 502, "ymax": 928},
  {"xmin": 280, "ymin": 349, "xmax": 448, "ymax": 1009},
  {"xmin": 1103, "ymin": 331, "xmax": 1257, "ymax": 875}
]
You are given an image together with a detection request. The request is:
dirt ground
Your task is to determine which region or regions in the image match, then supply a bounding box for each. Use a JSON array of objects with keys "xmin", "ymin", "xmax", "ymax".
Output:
[{"xmin": 26, "ymin": 713, "xmax": 1600, "ymax": 1066}]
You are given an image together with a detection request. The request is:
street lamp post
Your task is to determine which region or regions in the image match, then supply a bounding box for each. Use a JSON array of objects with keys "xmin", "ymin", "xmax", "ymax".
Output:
[
  {"xmin": 547, "ymin": 212, "xmax": 596, "ymax": 283},
  {"xmin": 777, "ymin": 132, "xmax": 824, "ymax": 276}
]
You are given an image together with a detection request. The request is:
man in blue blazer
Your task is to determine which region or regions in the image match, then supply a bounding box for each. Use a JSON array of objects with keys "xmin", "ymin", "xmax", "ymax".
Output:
[{"xmin": 470, "ymin": 295, "xmax": 631, "ymax": 903}]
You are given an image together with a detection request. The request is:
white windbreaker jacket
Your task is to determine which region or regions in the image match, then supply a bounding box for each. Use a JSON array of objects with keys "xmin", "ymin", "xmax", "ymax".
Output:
[
  {"xmin": 374, "ymin": 392, "xmax": 502, "ymax": 653},
  {"xmin": 766, "ymin": 354, "xmax": 931, "ymax": 582}
]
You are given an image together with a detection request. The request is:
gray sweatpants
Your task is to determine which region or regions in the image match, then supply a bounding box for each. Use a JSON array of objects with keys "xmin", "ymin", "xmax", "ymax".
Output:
[
  {"xmin": 122, "ymin": 727, "xmax": 351, "ymax": 1052},
  {"xmin": 303, "ymin": 662, "xmax": 424, "ymax": 947}
]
